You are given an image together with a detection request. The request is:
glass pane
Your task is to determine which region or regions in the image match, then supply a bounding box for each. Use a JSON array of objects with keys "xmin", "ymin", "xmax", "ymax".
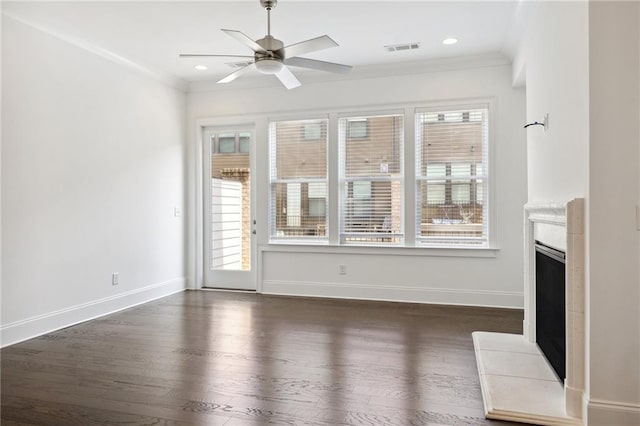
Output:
[
  {"xmin": 452, "ymin": 181, "xmax": 471, "ymax": 204},
  {"xmin": 418, "ymin": 180, "xmax": 483, "ymax": 238},
  {"xmin": 342, "ymin": 115, "xmax": 403, "ymax": 177},
  {"xmin": 271, "ymin": 182, "xmax": 327, "ymax": 238},
  {"xmin": 270, "ymin": 119, "xmax": 328, "ymax": 241},
  {"xmin": 308, "ymin": 198, "xmax": 326, "ymax": 217},
  {"xmin": 304, "ymin": 123, "xmax": 323, "ymax": 139},
  {"xmin": 239, "ymin": 132, "xmax": 250, "ymax": 153},
  {"xmin": 348, "ymin": 119, "xmax": 368, "ymax": 138},
  {"xmin": 210, "ymin": 134, "xmax": 250, "ymax": 271},
  {"xmin": 426, "ymin": 163, "xmax": 446, "ymax": 177},
  {"xmin": 274, "ymin": 120, "xmax": 328, "ymax": 179},
  {"xmin": 426, "ymin": 181, "xmax": 446, "ymax": 205},
  {"xmin": 286, "ymin": 183, "xmax": 301, "ymax": 227},
  {"xmin": 218, "ymin": 133, "xmax": 236, "ymax": 153},
  {"xmin": 342, "ymin": 180, "xmax": 402, "ymax": 244},
  {"xmin": 451, "ymin": 163, "xmax": 472, "ymax": 177},
  {"xmin": 416, "ymin": 108, "xmax": 488, "ymax": 245},
  {"xmin": 308, "ymin": 182, "xmax": 327, "ymax": 198}
]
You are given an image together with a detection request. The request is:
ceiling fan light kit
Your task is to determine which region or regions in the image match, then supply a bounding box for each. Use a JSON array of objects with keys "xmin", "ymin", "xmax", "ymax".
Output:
[{"xmin": 179, "ymin": 0, "xmax": 352, "ymax": 89}]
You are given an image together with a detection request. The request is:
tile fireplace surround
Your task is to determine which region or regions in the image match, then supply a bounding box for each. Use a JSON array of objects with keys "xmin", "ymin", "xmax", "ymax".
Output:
[{"xmin": 473, "ymin": 199, "xmax": 585, "ymax": 425}]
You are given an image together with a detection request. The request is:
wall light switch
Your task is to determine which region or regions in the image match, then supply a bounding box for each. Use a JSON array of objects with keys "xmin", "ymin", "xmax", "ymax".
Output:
[{"xmin": 174, "ymin": 207, "xmax": 182, "ymax": 217}]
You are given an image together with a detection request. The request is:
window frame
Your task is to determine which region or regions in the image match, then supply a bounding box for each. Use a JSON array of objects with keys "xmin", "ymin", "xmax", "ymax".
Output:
[
  {"xmin": 414, "ymin": 103, "xmax": 491, "ymax": 248},
  {"xmin": 266, "ymin": 98, "xmax": 496, "ymax": 251},
  {"xmin": 338, "ymin": 111, "xmax": 405, "ymax": 246},
  {"xmin": 268, "ymin": 117, "xmax": 330, "ymax": 243},
  {"xmin": 214, "ymin": 131, "xmax": 252, "ymax": 154}
]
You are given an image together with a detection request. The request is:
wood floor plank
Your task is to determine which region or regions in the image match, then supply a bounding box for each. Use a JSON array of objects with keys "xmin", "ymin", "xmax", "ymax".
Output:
[{"xmin": 2, "ymin": 290, "xmax": 527, "ymax": 425}]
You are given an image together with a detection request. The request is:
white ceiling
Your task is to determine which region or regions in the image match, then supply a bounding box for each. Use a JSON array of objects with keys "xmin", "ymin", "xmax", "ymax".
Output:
[{"xmin": 2, "ymin": 1, "xmax": 522, "ymax": 87}]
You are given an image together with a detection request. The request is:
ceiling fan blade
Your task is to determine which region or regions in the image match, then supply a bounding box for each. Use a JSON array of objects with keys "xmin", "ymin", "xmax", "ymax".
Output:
[
  {"xmin": 284, "ymin": 57, "xmax": 352, "ymax": 75},
  {"xmin": 221, "ymin": 29, "xmax": 266, "ymax": 53},
  {"xmin": 275, "ymin": 66, "xmax": 301, "ymax": 90},
  {"xmin": 179, "ymin": 54, "xmax": 254, "ymax": 58},
  {"xmin": 280, "ymin": 35, "xmax": 338, "ymax": 59},
  {"xmin": 217, "ymin": 63, "xmax": 255, "ymax": 84}
]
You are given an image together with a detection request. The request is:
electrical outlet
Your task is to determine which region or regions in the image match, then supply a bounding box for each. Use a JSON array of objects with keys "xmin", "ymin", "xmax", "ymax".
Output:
[
  {"xmin": 339, "ymin": 265, "xmax": 346, "ymax": 275},
  {"xmin": 112, "ymin": 273, "xmax": 119, "ymax": 286}
]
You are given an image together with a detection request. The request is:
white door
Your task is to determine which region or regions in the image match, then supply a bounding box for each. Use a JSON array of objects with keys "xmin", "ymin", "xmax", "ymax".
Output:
[{"xmin": 203, "ymin": 126, "xmax": 256, "ymax": 290}]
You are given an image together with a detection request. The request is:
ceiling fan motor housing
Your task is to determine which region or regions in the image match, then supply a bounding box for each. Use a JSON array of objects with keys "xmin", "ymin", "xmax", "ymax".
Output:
[{"xmin": 254, "ymin": 35, "xmax": 285, "ymax": 74}]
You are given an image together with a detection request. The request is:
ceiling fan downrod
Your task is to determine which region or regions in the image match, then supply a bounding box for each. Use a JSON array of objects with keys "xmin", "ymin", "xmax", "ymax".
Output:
[{"xmin": 260, "ymin": 0, "xmax": 277, "ymax": 37}]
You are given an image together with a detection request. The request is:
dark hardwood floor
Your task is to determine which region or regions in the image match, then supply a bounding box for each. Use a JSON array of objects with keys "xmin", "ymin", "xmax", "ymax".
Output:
[{"xmin": 1, "ymin": 290, "xmax": 527, "ymax": 425}]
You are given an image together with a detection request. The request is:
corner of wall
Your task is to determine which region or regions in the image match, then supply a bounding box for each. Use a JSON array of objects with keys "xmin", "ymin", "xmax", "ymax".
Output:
[{"xmin": 1, "ymin": 278, "xmax": 187, "ymax": 348}]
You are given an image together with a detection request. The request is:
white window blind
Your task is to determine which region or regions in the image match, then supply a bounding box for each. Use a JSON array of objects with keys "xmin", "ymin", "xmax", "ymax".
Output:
[
  {"xmin": 415, "ymin": 108, "xmax": 489, "ymax": 246},
  {"xmin": 269, "ymin": 119, "xmax": 328, "ymax": 241},
  {"xmin": 339, "ymin": 114, "xmax": 404, "ymax": 245}
]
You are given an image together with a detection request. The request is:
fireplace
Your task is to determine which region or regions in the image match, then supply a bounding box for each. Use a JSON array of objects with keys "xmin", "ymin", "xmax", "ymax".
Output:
[
  {"xmin": 524, "ymin": 199, "xmax": 585, "ymax": 418},
  {"xmin": 535, "ymin": 241, "xmax": 566, "ymax": 380},
  {"xmin": 472, "ymin": 199, "xmax": 584, "ymax": 424},
  {"xmin": 472, "ymin": 199, "xmax": 584, "ymax": 423}
]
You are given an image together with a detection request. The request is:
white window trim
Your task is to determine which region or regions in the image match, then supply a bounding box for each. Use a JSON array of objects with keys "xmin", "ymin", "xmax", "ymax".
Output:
[{"xmin": 260, "ymin": 243, "xmax": 498, "ymax": 258}]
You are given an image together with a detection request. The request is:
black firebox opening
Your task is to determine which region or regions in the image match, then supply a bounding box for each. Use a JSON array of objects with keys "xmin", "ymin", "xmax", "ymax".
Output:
[{"xmin": 535, "ymin": 241, "xmax": 566, "ymax": 381}]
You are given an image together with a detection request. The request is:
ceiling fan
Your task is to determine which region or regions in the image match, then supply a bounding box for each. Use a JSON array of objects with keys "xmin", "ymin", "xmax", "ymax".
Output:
[{"xmin": 179, "ymin": 0, "xmax": 352, "ymax": 89}]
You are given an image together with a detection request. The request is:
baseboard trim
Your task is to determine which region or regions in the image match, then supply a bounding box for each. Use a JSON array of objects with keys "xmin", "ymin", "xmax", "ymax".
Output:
[
  {"xmin": 1, "ymin": 278, "xmax": 186, "ymax": 348},
  {"xmin": 587, "ymin": 398, "xmax": 640, "ymax": 425},
  {"xmin": 262, "ymin": 280, "xmax": 523, "ymax": 308}
]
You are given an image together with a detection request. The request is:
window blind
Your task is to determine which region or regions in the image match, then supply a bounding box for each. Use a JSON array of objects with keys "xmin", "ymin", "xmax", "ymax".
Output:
[
  {"xmin": 339, "ymin": 114, "xmax": 404, "ymax": 245},
  {"xmin": 269, "ymin": 119, "xmax": 328, "ymax": 241},
  {"xmin": 415, "ymin": 108, "xmax": 489, "ymax": 246}
]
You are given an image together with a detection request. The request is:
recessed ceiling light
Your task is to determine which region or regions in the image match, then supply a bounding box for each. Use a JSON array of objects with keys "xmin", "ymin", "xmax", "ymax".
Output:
[
  {"xmin": 442, "ymin": 38, "xmax": 458, "ymax": 45},
  {"xmin": 194, "ymin": 65, "xmax": 208, "ymax": 71}
]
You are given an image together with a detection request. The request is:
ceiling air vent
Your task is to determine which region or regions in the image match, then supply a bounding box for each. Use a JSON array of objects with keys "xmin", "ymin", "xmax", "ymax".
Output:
[
  {"xmin": 226, "ymin": 60, "xmax": 254, "ymax": 69},
  {"xmin": 385, "ymin": 42, "xmax": 420, "ymax": 53}
]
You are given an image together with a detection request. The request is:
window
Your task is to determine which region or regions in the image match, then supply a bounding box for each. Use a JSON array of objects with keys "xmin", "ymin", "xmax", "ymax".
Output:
[
  {"xmin": 239, "ymin": 132, "xmax": 251, "ymax": 153},
  {"xmin": 269, "ymin": 119, "xmax": 328, "ymax": 241},
  {"xmin": 218, "ymin": 133, "xmax": 236, "ymax": 153},
  {"xmin": 307, "ymin": 182, "xmax": 327, "ymax": 217},
  {"xmin": 303, "ymin": 123, "xmax": 323, "ymax": 140},
  {"xmin": 416, "ymin": 108, "xmax": 488, "ymax": 246},
  {"xmin": 347, "ymin": 119, "xmax": 368, "ymax": 138},
  {"xmin": 339, "ymin": 114, "xmax": 403, "ymax": 244},
  {"xmin": 266, "ymin": 102, "xmax": 492, "ymax": 249},
  {"xmin": 213, "ymin": 132, "xmax": 251, "ymax": 154}
]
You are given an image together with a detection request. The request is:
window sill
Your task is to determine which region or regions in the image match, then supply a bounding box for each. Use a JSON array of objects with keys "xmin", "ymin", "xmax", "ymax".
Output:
[{"xmin": 261, "ymin": 242, "xmax": 499, "ymax": 258}]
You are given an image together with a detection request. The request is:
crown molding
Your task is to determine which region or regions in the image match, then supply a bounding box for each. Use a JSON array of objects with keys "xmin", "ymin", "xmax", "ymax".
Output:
[{"xmin": 2, "ymin": 12, "xmax": 188, "ymax": 92}]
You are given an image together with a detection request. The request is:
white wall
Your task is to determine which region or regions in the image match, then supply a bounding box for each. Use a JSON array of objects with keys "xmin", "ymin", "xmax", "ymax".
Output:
[
  {"xmin": 188, "ymin": 63, "xmax": 527, "ymax": 308},
  {"xmin": 517, "ymin": 1, "xmax": 640, "ymax": 423},
  {"xmin": 1, "ymin": 16, "xmax": 187, "ymax": 346},
  {"xmin": 588, "ymin": 1, "xmax": 640, "ymax": 422},
  {"xmin": 515, "ymin": 2, "xmax": 590, "ymax": 203}
]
